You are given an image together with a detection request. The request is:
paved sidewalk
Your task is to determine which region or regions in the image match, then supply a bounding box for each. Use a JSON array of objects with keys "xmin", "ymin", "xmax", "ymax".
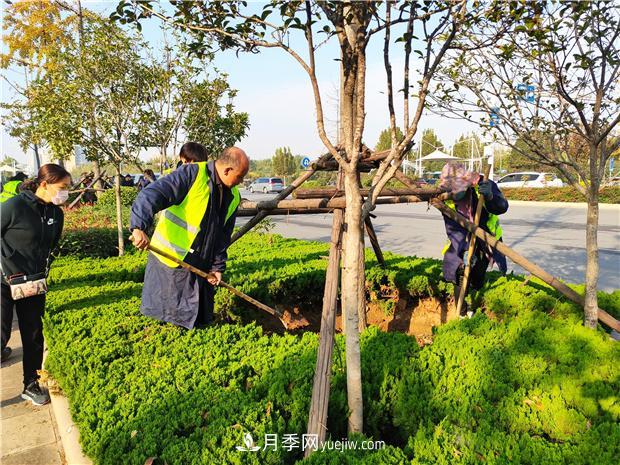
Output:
[{"xmin": 1, "ymin": 314, "xmax": 65, "ymax": 464}]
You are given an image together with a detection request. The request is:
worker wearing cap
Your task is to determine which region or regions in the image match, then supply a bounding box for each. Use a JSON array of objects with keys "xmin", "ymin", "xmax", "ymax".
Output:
[
  {"xmin": 130, "ymin": 146, "xmax": 249, "ymax": 329},
  {"xmin": 439, "ymin": 162, "xmax": 509, "ymax": 318}
]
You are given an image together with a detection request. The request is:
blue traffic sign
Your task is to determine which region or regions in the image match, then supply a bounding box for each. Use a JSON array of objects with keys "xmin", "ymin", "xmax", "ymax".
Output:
[
  {"xmin": 516, "ymin": 83, "xmax": 536, "ymax": 103},
  {"xmin": 301, "ymin": 157, "xmax": 311, "ymax": 168},
  {"xmin": 490, "ymin": 107, "xmax": 500, "ymax": 127}
]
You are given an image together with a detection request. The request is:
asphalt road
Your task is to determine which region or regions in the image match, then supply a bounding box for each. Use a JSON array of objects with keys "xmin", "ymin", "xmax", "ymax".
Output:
[{"xmin": 238, "ymin": 191, "xmax": 620, "ymax": 291}]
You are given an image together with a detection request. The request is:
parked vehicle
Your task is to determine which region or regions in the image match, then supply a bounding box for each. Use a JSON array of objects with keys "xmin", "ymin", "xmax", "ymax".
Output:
[
  {"xmin": 496, "ymin": 172, "xmax": 564, "ymax": 188},
  {"xmin": 131, "ymin": 173, "xmax": 161, "ymax": 184},
  {"xmin": 603, "ymin": 176, "xmax": 620, "ymax": 187},
  {"xmin": 422, "ymin": 171, "xmax": 442, "ymax": 185},
  {"xmin": 248, "ymin": 177, "xmax": 285, "ymax": 193}
]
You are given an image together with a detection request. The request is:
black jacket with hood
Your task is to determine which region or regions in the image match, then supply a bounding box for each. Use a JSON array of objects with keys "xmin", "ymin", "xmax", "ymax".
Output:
[{"xmin": 1, "ymin": 190, "xmax": 64, "ymax": 283}]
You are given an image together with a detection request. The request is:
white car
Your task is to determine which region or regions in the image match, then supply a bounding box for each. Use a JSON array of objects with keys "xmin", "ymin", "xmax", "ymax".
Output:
[
  {"xmin": 247, "ymin": 177, "xmax": 285, "ymax": 193},
  {"xmin": 496, "ymin": 172, "xmax": 564, "ymax": 188}
]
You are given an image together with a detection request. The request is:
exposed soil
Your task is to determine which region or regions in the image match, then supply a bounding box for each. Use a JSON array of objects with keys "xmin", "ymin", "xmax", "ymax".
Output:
[{"xmin": 238, "ymin": 288, "xmax": 462, "ymax": 347}]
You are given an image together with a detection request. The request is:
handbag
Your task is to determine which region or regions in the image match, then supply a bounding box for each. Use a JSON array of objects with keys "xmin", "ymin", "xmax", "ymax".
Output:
[{"xmin": 7, "ymin": 272, "xmax": 48, "ymax": 300}]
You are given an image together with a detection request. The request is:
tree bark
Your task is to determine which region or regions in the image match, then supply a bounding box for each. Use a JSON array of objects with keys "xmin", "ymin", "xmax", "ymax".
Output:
[
  {"xmin": 33, "ymin": 143, "xmax": 41, "ymax": 171},
  {"xmin": 584, "ymin": 185, "xmax": 600, "ymax": 328},
  {"xmin": 92, "ymin": 159, "xmax": 104, "ymax": 196},
  {"xmin": 114, "ymin": 165, "xmax": 125, "ymax": 256},
  {"xmin": 341, "ymin": 171, "xmax": 363, "ymax": 434},
  {"xmin": 358, "ymin": 234, "xmax": 367, "ymax": 331}
]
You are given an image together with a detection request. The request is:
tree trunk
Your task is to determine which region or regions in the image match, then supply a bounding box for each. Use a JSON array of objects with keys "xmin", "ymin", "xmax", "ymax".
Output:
[
  {"xmin": 357, "ymin": 235, "xmax": 367, "ymax": 331},
  {"xmin": 160, "ymin": 147, "xmax": 167, "ymax": 175},
  {"xmin": 92, "ymin": 159, "xmax": 104, "ymax": 196},
  {"xmin": 114, "ymin": 165, "xmax": 125, "ymax": 256},
  {"xmin": 341, "ymin": 171, "xmax": 363, "ymax": 434},
  {"xmin": 33, "ymin": 143, "xmax": 41, "ymax": 171},
  {"xmin": 584, "ymin": 187, "xmax": 600, "ymax": 328}
]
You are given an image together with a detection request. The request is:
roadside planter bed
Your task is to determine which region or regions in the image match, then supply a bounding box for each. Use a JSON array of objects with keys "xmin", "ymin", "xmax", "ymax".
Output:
[{"xmin": 44, "ymin": 233, "xmax": 620, "ymax": 464}]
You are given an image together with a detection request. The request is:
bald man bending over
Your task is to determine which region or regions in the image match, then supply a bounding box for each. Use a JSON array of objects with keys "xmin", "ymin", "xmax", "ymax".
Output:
[{"xmin": 130, "ymin": 145, "xmax": 250, "ymax": 328}]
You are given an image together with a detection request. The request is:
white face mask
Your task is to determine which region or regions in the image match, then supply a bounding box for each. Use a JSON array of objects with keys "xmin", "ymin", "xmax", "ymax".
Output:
[{"xmin": 51, "ymin": 189, "xmax": 69, "ymax": 205}]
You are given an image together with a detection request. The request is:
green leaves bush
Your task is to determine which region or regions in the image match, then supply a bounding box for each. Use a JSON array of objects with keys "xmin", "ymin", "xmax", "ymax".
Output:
[
  {"xmin": 97, "ymin": 186, "xmax": 139, "ymax": 208},
  {"xmin": 501, "ymin": 186, "xmax": 620, "ymax": 204},
  {"xmin": 43, "ymin": 233, "xmax": 620, "ymax": 465}
]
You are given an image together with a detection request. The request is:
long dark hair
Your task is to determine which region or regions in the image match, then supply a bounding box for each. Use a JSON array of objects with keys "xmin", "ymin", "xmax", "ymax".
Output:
[{"xmin": 21, "ymin": 164, "xmax": 72, "ymax": 193}]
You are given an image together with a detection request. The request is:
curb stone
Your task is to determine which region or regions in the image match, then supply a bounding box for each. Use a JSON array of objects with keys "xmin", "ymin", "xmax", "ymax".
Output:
[
  {"xmin": 48, "ymin": 390, "xmax": 92, "ymax": 465},
  {"xmin": 43, "ymin": 350, "xmax": 92, "ymax": 465}
]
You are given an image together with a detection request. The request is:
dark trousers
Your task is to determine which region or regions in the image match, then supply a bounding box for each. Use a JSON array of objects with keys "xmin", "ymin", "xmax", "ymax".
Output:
[
  {"xmin": 195, "ymin": 281, "xmax": 215, "ymax": 328},
  {"xmin": 1, "ymin": 284, "xmax": 46, "ymax": 387}
]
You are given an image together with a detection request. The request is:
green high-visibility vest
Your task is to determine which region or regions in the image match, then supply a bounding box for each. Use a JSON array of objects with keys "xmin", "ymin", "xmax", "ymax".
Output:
[
  {"xmin": 442, "ymin": 185, "xmax": 503, "ymax": 255},
  {"xmin": 0, "ymin": 180, "xmax": 22, "ymax": 203},
  {"xmin": 151, "ymin": 162, "xmax": 240, "ymax": 268}
]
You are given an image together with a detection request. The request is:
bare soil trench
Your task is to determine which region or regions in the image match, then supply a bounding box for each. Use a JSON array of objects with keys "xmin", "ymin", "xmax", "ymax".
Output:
[{"xmin": 238, "ymin": 288, "xmax": 472, "ymax": 347}]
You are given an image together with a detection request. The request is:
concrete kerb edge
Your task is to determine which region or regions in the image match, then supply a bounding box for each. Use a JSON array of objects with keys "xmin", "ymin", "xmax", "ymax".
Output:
[
  {"xmin": 507, "ymin": 200, "xmax": 620, "ymax": 210},
  {"xmin": 43, "ymin": 350, "xmax": 93, "ymax": 465},
  {"xmin": 49, "ymin": 390, "xmax": 92, "ymax": 465}
]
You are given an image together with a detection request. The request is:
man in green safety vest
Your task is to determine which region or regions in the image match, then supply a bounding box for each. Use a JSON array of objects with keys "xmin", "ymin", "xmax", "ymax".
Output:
[
  {"xmin": 0, "ymin": 172, "xmax": 28, "ymax": 203},
  {"xmin": 130, "ymin": 146, "xmax": 249, "ymax": 329},
  {"xmin": 438, "ymin": 162, "xmax": 509, "ymax": 318}
]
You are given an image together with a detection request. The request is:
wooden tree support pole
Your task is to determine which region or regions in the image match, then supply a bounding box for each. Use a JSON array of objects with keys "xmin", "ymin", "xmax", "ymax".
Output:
[
  {"xmin": 68, "ymin": 171, "xmax": 106, "ymax": 209},
  {"xmin": 295, "ymin": 186, "xmax": 438, "ymax": 199},
  {"xmin": 364, "ymin": 217, "xmax": 385, "ymax": 267},
  {"xmin": 236, "ymin": 208, "xmax": 334, "ymax": 217},
  {"xmin": 455, "ymin": 162, "xmax": 491, "ymax": 315},
  {"xmin": 230, "ymin": 154, "xmax": 331, "ymax": 244},
  {"xmin": 394, "ymin": 169, "xmax": 619, "ymax": 331},
  {"xmin": 306, "ymin": 173, "xmax": 345, "ymax": 456},
  {"xmin": 432, "ymin": 199, "xmax": 620, "ymax": 332},
  {"xmin": 238, "ymin": 194, "xmax": 433, "ymax": 213}
]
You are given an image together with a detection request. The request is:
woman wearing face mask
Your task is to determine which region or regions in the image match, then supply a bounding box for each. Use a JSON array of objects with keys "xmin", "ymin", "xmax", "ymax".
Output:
[
  {"xmin": 1, "ymin": 163, "xmax": 71, "ymax": 406},
  {"xmin": 438, "ymin": 162, "xmax": 509, "ymax": 318}
]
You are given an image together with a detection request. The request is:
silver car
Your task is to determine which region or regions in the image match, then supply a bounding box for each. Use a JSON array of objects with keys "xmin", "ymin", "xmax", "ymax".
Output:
[{"xmin": 248, "ymin": 177, "xmax": 285, "ymax": 193}]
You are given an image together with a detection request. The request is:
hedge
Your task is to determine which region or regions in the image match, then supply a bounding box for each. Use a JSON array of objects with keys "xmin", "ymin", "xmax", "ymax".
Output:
[
  {"xmin": 43, "ymin": 233, "xmax": 620, "ymax": 465},
  {"xmin": 501, "ymin": 186, "xmax": 620, "ymax": 204}
]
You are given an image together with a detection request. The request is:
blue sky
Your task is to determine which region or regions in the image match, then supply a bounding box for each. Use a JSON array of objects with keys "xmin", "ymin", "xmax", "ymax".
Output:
[{"xmin": 2, "ymin": 0, "xmax": 478, "ymax": 166}]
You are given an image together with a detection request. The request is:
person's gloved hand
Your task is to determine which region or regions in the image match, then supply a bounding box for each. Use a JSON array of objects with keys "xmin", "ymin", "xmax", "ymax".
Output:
[{"xmin": 478, "ymin": 180, "xmax": 494, "ymax": 200}]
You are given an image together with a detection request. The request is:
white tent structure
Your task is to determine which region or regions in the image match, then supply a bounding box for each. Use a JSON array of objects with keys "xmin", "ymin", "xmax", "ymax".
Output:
[
  {"xmin": 406, "ymin": 149, "xmax": 460, "ymax": 176},
  {"xmin": 420, "ymin": 149, "xmax": 459, "ymax": 162}
]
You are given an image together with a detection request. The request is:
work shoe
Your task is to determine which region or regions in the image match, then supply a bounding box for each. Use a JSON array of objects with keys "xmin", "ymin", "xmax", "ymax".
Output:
[
  {"xmin": 21, "ymin": 381, "xmax": 50, "ymax": 406},
  {"xmin": 1, "ymin": 346, "xmax": 12, "ymax": 363},
  {"xmin": 458, "ymin": 302, "xmax": 469, "ymax": 320}
]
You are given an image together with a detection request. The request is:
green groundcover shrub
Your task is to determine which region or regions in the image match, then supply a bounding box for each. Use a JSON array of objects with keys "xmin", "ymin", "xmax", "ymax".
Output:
[{"xmin": 44, "ymin": 233, "xmax": 620, "ymax": 465}]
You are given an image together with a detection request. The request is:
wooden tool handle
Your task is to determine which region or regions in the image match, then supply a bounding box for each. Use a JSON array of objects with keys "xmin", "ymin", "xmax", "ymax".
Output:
[{"xmin": 455, "ymin": 162, "xmax": 492, "ymax": 316}]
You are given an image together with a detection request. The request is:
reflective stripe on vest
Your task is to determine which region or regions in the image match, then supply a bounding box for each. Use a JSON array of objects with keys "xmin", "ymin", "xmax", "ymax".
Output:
[
  {"xmin": 151, "ymin": 162, "xmax": 241, "ymax": 267},
  {"xmin": 0, "ymin": 180, "xmax": 22, "ymax": 203},
  {"xmin": 442, "ymin": 186, "xmax": 502, "ymax": 255}
]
